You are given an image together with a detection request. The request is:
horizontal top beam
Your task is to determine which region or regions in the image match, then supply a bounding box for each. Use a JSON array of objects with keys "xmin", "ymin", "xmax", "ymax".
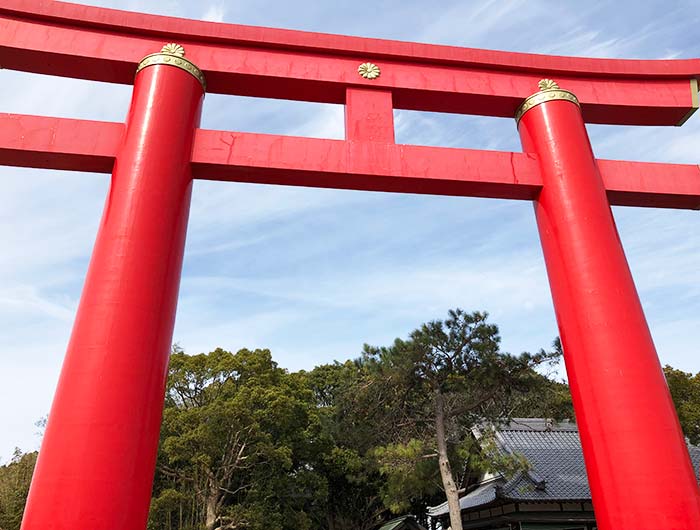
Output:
[
  {"xmin": 2, "ymin": 113, "xmax": 699, "ymax": 210},
  {"xmin": 1, "ymin": 1, "xmax": 698, "ymax": 125},
  {"xmin": 3, "ymin": 0, "xmax": 700, "ymax": 78}
]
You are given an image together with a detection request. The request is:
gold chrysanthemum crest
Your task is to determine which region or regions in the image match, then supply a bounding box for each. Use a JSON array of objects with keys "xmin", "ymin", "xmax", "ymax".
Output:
[
  {"xmin": 161, "ymin": 43, "xmax": 186, "ymax": 57},
  {"xmin": 538, "ymin": 78, "xmax": 559, "ymax": 91},
  {"xmin": 358, "ymin": 62, "xmax": 381, "ymax": 80},
  {"xmin": 514, "ymin": 79, "xmax": 579, "ymax": 124},
  {"xmin": 136, "ymin": 43, "xmax": 206, "ymax": 91}
]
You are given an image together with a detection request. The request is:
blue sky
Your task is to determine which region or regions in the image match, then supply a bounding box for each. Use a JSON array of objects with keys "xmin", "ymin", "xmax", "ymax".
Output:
[{"xmin": 1, "ymin": 0, "xmax": 699, "ymax": 461}]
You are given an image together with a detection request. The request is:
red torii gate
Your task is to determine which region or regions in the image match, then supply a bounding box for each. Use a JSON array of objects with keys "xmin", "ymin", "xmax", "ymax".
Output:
[{"xmin": 2, "ymin": 1, "xmax": 700, "ymax": 529}]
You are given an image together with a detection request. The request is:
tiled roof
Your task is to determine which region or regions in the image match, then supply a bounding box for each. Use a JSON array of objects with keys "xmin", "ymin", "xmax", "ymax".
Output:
[
  {"xmin": 429, "ymin": 418, "xmax": 700, "ymax": 517},
  {"xmin": 378, "ymin": 516, "xmax": 426, "ymax": 530}
]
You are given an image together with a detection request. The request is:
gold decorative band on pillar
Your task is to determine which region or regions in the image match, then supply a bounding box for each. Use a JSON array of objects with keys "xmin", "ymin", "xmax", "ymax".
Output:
[
  {"xmin": 136, "ymin": 43, "xmax": 206, "ymax": 91},
  {"xmin": 515, "ymin": 79, "xmax": 579, "ymax": 125}
]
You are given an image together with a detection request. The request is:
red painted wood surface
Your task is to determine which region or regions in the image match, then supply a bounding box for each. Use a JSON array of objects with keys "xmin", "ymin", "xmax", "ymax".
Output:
[
  {"xmin": 19, "ymin": 63, "xmax": 203, "ymax": 530},
  {"xmin": 0, "ymin": 114, "xmax": 123, "ymax": 173},
  {"xmin": 2, "ymin": 3, "xmax": 700, "ymax": 528},
  {"xmin": 2, "ymin": 113, "xmax": 699, "ymax": 209},
  {"xmin": 0, "ymin": 0, "xmax": 697, "ymax": 124},
  {"xmin": 3, "ymin": 0, "xmax": 699, "ymax": 77},
  {"xmin": 345, "ymin": 88, "xmax": 395, "ymax": 142},
  {"xmin": 520, "ymin": 96, "xmax": 700, "ymax": 530}
]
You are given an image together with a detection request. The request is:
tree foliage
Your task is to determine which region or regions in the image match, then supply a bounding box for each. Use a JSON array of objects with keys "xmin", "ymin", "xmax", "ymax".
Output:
[
  {"xmin": 664, "ymin": 365, "xmax": 700, "ymax": 445},
  {"xmin": 150, "ymin": 347, "xmax": 323, "ymax": 530},
  {"xmin": 148, "ymin": 348, "xmax": 398, "ymax": 530},
  {"xmin": 354, "ymin": 309, "xmax": 562, "ymax": 530},
  {"xmin": 12, "ymin": 311, "xmax": 700, "ymax": 530},
  {"xmin": 0, "ymin": 450, "xmax": 36, "ymax": 530}
]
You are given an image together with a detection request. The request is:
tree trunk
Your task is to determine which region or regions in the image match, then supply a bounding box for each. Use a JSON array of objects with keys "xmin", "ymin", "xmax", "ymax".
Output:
[
  {"xmin": 435, "ymin": 391, "xmax": 463, "ymax": 530},
  {"xmin": 204, "ymin": 476, "xmax": 219, "ymax": 530}
]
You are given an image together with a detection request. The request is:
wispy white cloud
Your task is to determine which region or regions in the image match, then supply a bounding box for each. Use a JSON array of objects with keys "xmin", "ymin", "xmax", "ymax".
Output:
[
  {"xmin": 0, "ymin": 286, "xmax": 75, "ymax": 322},
  {"xmin": 201, "ymin": 3, "xmax": 226, "ymax": 22}
]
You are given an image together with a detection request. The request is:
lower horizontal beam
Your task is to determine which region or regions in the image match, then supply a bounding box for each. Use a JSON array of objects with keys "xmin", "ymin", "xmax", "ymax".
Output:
[
  {"xmin": 191, "ymin": 130, "xmax": 541, "ymax": 200},
  {"xmin": 1, "ymin": 113, "xmax": 698, "ymax": 209},
  {"xmin": 0, "ymin": 114, "xmax": 122, "ymax": 174},
  {"xmin": 600, "ymin": 159, "xmax": 700, "ymax": 210}
]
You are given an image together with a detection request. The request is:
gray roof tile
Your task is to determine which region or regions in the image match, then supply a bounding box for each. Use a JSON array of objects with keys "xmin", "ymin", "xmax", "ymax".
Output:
[{"xmin": 429, "ymin": 419, "xmax": 700, "ymax": 517}]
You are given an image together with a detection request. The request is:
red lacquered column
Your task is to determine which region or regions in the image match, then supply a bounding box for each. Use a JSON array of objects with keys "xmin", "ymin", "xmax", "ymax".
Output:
[
  {"xmin": 517, "ymin": 80, "xmax": 700, "ymax": 529},
  {"xmin": 21, "ymin": 44, "xmax": 204, "ymax": 530}
]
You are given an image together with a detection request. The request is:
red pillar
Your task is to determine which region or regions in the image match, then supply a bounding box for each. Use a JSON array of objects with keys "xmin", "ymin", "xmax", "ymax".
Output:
[
  {"xmin": 518, "ymin": 80, "xmax": 700, "ymax": 529},
  {"xmin": 21, "ymin": 45, "xmax": 204, "ymax": 530}
]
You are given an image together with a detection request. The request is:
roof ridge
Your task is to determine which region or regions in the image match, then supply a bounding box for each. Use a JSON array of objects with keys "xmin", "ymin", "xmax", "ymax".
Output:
[{"xmin": 499, "ymin": 468, "xmax": 546, "ymax": 497}]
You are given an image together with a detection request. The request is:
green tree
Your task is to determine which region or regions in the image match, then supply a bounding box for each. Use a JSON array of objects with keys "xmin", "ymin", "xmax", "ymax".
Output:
[
  {"xmin": 150, "ymin": 347, "xmax": 322, "ymax": 530},
  {"xmin": 510, "ymin": 339, "xmax": 574, "ymax": 421},
  {"xmin": 0, "ymin": 450, "xmax": 37, "ymax": 530},
  {"xmin": 358, "ymin": 309, "xmax": 560, "ymax": 530},
  {"xmin": 302, "ymin": 361, "xmax": 391, "ymax": 530},
  {"xmin": 0, "ymin": 329, "xmax": 572, "ymax": 530},
  {"xmin": 664, "ymin": 365, "xmax": 700, "ymax": 445}
]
